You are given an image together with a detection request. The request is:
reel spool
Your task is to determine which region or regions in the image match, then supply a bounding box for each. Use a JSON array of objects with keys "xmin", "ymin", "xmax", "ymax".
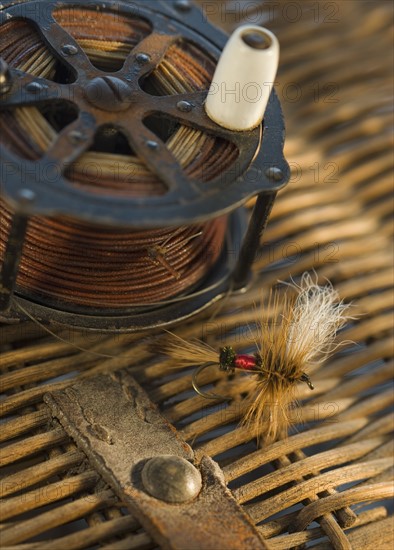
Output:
[{"xmin": 0, "ymin": 0, "xmax": 289, "ymax": 332}]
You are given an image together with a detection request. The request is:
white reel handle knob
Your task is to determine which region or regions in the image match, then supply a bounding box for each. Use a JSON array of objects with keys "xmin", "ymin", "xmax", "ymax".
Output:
[{"xmin": 205, "ymin": 25, "xmax": 280, "ymax": 131}]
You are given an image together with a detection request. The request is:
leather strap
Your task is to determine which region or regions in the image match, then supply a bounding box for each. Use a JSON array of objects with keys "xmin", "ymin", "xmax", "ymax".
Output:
[{"xmin": 44, "ymin": 370, "xmax": 267, "ymax": 550}]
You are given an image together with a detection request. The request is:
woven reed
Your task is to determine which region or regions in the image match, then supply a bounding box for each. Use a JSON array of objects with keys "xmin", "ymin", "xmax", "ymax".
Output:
[{"xmin": 1, "ymin": 1, "xmax": 393, "ymax": 548}]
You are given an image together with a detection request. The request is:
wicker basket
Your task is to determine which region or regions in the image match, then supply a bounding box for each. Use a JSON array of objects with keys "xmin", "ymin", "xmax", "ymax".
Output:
[{"xmin": 1, "ymin": 1, "xmax": 393, "ymax": 548}]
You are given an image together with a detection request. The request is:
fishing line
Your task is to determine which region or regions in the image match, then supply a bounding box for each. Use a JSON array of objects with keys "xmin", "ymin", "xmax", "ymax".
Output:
[
  {"xmin": 12, "ymin": 298, "xmax": 137, "ymax": 359},
  {"xmin": 0, "ymin": 11, "xmax": 237, "ymax": 312},
  {"xmin": 164, "ymin": 273, "xmax": 352, "ymax": 442},
  {"xmin": 0, "ymin": 4, "xmax": 289, "ymax": 338}
]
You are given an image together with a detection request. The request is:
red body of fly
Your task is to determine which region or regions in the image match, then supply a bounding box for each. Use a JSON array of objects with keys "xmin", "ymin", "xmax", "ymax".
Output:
[{"xmin": 233, "ymin": 354, "xmax": 260, "ymax": 371}]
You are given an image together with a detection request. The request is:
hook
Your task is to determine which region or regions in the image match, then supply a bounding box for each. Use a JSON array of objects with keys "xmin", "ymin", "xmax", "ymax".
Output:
[
  {"xmin": 192, "ymin": 363, "xmax": 232, "ymax": 401},
  {"xmin": 300, "ymin": 373, "xmax": 314, "ymax": 390}
]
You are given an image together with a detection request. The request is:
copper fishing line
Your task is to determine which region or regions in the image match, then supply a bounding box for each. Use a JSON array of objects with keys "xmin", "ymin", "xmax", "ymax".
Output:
[{"xmin": 0, "ymin": 11, "xmax": 238, "ymax": 310}]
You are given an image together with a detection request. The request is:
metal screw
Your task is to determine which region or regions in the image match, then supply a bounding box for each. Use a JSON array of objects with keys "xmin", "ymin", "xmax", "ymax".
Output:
[
  {"xmin": 177, "ymin": 100, "xmax": 194, "ymax": 113},
  {"xmin": 174, "ymin": 0, "xmax": 192, "ymax": 12},
  {"xmin": 61, "ymin": 44, "xmax": 78, "ymax": 56},
  {"xmin": 0, "ymin": 57, "xmax": 12, "ymax": 94},
  {"xmin": 85, "ymin": 76, "xmax": 132, "ymax": 112},
  {"xmin": 146, "ymin": 140, "xmax": 159, "ymax": 150},
  {"xmin": 26, "ymin": 81, "xmax": 44, "ymax": 93},
  {"xmin": 265, "ymin": 166, "xmax": 283, "ymax": 181},
  {"xmin": 136, "ymin": 53, "xmax": 151, "ymax": 65},
  {"xmin": 141, "ymin": 455, "xmax": 202, "ymax": 503}
]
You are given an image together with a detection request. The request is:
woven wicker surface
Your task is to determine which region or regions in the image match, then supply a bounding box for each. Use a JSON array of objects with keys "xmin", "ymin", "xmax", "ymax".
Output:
[{"xmin": 1, "ymin": 1, "xmax": 393, "ymax": 548}]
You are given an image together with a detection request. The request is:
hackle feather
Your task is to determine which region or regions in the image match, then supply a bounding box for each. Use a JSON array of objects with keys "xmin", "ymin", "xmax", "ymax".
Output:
[
  {"xmin": 162, "ymin": 332, "xmax": 218, "ymax": 366},
  {"xmin": 164, "ymin": 273, "xmax": 351, "ymax": 443},
  {"xmin": 243, "ymin": 272, "xmax": 351, "ymax": 442}
]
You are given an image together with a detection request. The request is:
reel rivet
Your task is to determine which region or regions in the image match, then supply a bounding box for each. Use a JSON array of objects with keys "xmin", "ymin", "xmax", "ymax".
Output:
[
  {"xmin": 265, "ymin": 166, "xmax": 283, "ymax": 182},
  {"xmin": 61, "ymin": 44, "xmax": 78, "ymax": 56},
  {"xmin": 176, "ymin": 100, "xmax": 194, "ymax": 112},
  {"xmin": 69, "ymin": 130, "xmax": 86, "ymax": 144},
  {"xmin": 174, "ymin": 0, "xmax": 192, "ymax": 12},
  {"xmin": 18, "ymin": 189, "xmax": 36, "ymax": 203},
  {"xmin": 26, "ymin": 81, "xmax": 44, "ymax": 93},
  {"xmin": 146, "ymin": 140, "xmax": 159, "ymax": 150},
  {"xmin": 136, "ymin": 53, "xmax": 151, "ymax": 65},
  {"xmin": 141, "ymin": 455, "xmax": 202, "ymax": 503},
  {"xmin": 0, "ymin": 57, "xmax": 12, "ymax": 94}
]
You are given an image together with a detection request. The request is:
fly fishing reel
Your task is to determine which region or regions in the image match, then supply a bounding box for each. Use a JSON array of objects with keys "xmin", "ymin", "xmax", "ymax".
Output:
[{"xmin": 0, "ymin": 0, "xmax": 289, "ymax": 332}]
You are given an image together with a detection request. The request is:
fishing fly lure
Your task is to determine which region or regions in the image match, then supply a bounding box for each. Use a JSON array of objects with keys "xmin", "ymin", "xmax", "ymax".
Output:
[{"xmin": 164, "ymin": 273, "xmax": 351, "ymax": 442}]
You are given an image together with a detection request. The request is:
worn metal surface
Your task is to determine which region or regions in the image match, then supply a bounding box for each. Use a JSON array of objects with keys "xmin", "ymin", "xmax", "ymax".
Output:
[
  {"xmin": 0, "ymin": 0, "xmax": 289, "ymax": 332},
  {"xmin": 141, "ymin": 455, "xmax": 203, "ymax": 503},
  {"xmin": 44, "ymin": 371, "xmax": 268, "ymax": 550},
  {"xmin": 0, "ymin": 0, "xmax": 289, "ymax": 228}
]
